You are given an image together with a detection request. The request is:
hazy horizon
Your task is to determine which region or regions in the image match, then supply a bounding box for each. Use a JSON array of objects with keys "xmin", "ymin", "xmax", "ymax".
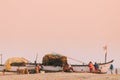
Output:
[{"xmin": 0, "ymin": 0, "xmax": 120, "ymax": 67}]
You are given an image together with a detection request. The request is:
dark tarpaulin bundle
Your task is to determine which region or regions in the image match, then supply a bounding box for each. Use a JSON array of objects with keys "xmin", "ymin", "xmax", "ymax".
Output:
[{"xmin": 42, "ymin": 53, "xmax": 67, "ymax": 66}]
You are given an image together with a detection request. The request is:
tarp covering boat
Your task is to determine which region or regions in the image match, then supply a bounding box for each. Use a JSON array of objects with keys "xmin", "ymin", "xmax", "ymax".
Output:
[
  {"xmin": 42, "ymin": 53, "xmax": 67, "ymax": 66},
  {"xmin": 4, "ymin": 57, "xmax": 29, "ymax": 71}
]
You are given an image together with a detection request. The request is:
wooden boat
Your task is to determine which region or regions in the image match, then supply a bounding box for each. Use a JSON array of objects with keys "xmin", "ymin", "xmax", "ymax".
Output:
[
  {"xmin": 40, "ymin": 52, "xmax": 114, "ymax": 73},
  {"xmin": 0, "ymin": 60, "xmax": 113, "ymax": 74},
  {"xmin": 0, "ymin": 57, "xmax": 36, "ymax": 73},
  {"xmin": 41, "ymin": 60, "xmax": 113, "ymax": 73},
  {"xmin": 1, "ymin": 51, "xmax": 113, "ymax": 74},
  {"xmin": 71, "ymin": 60, "xmax": 114, "ymax": 73}
]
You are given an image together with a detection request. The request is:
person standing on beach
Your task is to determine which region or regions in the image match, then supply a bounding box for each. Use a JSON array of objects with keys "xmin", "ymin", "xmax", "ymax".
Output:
[
  {"xmin": 35, "ymin": 64, "xmax": 41, "ymax": 73},
  {"xmin": 89, "ymin": 61, "xmax": 94, "ymax": 73},
  {"xmin": 110, "ymin": 64, "xmax": 114, "ymax": 74},
  {"xmin": 38, "ymin": 64, "xmax": 41, "ymax": 73},
  {"xmin": 2, "ymin": 69, "xmax": 6, "ymax": 75},
  {"xmin": 94, "ymin": 62, "xmax": 99, "ymax": 73}
]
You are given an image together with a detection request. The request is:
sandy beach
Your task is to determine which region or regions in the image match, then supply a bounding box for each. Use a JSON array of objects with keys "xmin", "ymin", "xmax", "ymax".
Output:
[{"xmin": 0, "ymin": 72, "xmax": 120, "ymax": 80}]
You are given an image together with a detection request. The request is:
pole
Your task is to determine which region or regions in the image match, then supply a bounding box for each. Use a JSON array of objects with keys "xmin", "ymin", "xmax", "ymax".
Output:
[
  {"xmin": 35, "ymin": 53, "xmax": 38, "ymax": 65},
  {"xmin": 53, "ymin": 52, "xmax": 86, "ymax": 64},
  {"xmin": 103, "ymin": 45, "xmax": 107, "ymax": 63},
  {"xmin": 105, "ymin": 51, "xmax": 107, "ymax": 63},
  {"xmin": 0, "ymin": 54, "xmax": 2, "ymax": 65}
]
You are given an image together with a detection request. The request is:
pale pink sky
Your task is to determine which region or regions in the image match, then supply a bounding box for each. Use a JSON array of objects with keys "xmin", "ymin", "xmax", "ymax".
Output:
[{"xmin": 0, "ymin": 0, "xmax": 120, "ymax": 67}]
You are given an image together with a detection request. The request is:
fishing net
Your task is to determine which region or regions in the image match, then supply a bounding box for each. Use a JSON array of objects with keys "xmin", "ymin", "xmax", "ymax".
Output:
[{"xmin": 42, "ymin": 53, "xmax": 67, "ymax": 66}]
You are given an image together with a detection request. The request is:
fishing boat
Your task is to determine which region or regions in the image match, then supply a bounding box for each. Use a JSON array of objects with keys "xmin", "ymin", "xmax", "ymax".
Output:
[
  {"xmin": 1, "ymin": 45, "xmax": 113, "ymax": 74},
  {"xmin": 41, "ymin": 52, "xmax": 114, "ymax": 74},
  {"xmin": 41, "ymin": 60, "xmax": 113, "ymax": 74},
  {"xmin": 71, "ymin": 60, "xmax": 114, "ymax": 73},
  {"xmin": 41, "ymin": 53, "xmax": 66, "ymax": 72},
  {"xmin": 0, "ymin": 57, "xmax": 36, "ymax": 73},
  {"xmin": 0, "ymin": 59, "xmax": 114, "ymax": 74}
]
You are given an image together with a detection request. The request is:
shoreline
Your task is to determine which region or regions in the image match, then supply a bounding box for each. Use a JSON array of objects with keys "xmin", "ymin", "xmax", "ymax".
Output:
[{"xmin": 0, "ymin": 72, "xmax": 120, "ymax": 80}]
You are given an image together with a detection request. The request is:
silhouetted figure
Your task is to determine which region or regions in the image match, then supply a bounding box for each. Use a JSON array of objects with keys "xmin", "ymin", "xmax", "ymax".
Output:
[{"xmin": 110, "ymin": 64, "xmax": 114, "ymax": 74}]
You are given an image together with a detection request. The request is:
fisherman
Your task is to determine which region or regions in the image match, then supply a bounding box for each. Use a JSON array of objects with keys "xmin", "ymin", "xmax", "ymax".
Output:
[
  {"xmin": 35, "ymin": 64, "xmax": 41, "ymax": 73},
  {"xmin": 37, "ymin": 64, "xmax": 41, "ymax": 73},
  {"xmin": 94, "ymin": 62, "xmax": 99, "ymax": 73},
  {"xmin": 63, "ymin": 64, "xmax": 69, "ymax": 72},
  {"xmin": 2, "ymin": 69, "xmax": 6, "ymax": 75},
  {"xmin": 63, "ymin": 64, "xmax": 74, "ymax": 72},
  {"xmin": 17, "ymin": 66, "xmax": 20, "ymax": 74},
  {"xmin": 110, "ymin": 64, "xmax": 114, "ymax": 74},
  {"xmin": 89, "ymin": 61, "xmax": 94, "ymax": 73},
  {"xmin": 24, "ymin": 68, "xmax": 29, "ymax": 74},
  {"xmin": 69, "ymin": 64, "xmax": 74, "ymax": 72}
]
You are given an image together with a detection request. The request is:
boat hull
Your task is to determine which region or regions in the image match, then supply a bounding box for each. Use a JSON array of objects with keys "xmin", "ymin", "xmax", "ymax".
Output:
[
  {"xmin": 42, "ymin": 66, "xmax": 63, "ymax": 72},
  {"xmin": 71, "ymin": 60, "xmax": 114, "ymax": 73},
  {"xmin": 1, "ymin": 60, "xmax": 113, "ymax": 74},
  {"xmin": 42, "ymin": 60, "xmax": 113, "ymax": 73}
]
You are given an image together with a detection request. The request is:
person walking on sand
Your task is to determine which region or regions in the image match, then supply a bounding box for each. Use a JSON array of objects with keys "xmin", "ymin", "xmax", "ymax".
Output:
[
  {"xmin": 110, "ymin": 64, "xmax": 114, "ymax": 74},
  {"xmin": 89, "ymin": 61, "xmax": 94, "ymax": 73}
]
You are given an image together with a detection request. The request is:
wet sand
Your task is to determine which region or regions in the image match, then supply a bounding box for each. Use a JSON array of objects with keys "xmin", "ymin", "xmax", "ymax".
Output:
[{"xmin": 0, "ymin": 72, "xmax": 120, "ymax": 80}]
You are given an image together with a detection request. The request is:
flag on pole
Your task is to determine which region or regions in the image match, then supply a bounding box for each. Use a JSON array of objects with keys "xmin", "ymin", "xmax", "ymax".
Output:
[
  {"xmin": 103, "ymin": 45, "xmax": 107, "ymax": 52},
  {"xmin": 103, "ymin": 45, "xmax": 107, "ymax": 53}
]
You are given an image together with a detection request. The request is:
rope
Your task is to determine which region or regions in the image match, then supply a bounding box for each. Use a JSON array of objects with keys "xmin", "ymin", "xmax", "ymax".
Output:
[
  {"xmin": 52, "ymin": 52, "xmax": 87, "ymax": 64},
  {"xmin": 67, "ymin": 57, "xmax": 85, "ymax": 64}
]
